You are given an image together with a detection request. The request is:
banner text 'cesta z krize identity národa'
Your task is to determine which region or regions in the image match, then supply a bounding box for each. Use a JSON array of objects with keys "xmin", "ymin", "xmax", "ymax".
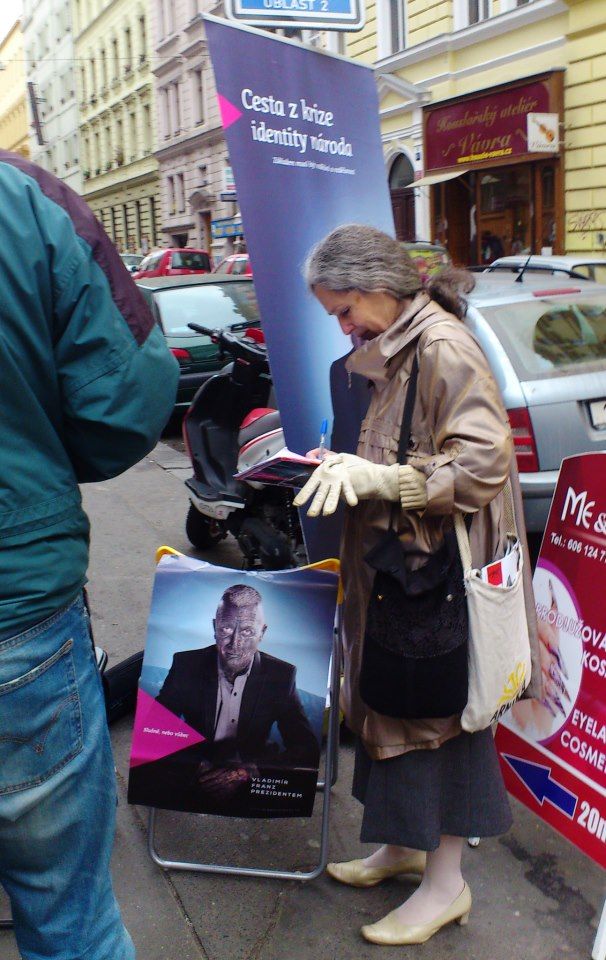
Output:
[{"xmin": 204, "ymin": 16, "xmax": 395, "ymax": 560}]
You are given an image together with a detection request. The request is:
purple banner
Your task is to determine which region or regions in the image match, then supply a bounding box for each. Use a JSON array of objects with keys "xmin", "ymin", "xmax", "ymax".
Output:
[{"xmin": 205, "ymin": 16, "xmax": 394, "ymax": 559}]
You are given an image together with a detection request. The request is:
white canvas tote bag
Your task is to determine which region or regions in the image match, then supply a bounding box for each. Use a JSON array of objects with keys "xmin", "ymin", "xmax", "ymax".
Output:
[{"xmin": 454, "ymin": 482, "xmax": 532, "ymax": 733}]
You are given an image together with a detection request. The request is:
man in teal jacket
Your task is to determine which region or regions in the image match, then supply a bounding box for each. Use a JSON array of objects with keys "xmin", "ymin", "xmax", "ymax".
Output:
[{"xmin": 0, "ymin": 152, "xmax": 179, "ymax": 960}]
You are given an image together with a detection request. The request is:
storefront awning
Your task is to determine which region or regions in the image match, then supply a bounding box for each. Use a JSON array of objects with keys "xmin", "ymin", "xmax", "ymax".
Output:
[{"xmin": 406, "ymin": 169, "xmax": 470, "ymax": 188}]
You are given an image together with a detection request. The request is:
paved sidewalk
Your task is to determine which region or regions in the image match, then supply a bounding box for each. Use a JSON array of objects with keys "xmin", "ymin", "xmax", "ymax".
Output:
[{"xmin": 1, "ymin": 443, "xmax": 603, "ymax": 960}]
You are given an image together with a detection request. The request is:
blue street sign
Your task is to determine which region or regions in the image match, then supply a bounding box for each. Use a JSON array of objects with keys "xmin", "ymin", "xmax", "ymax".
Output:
[
  {"xmin": 211, "ymin": 217, "xmax": 243, "ymax": 239},
  {"xmin": 502, "ymin": 754, "xmax": 578, "ymax": 819},
  {"xmin": 225, "ymin": 0, "xmax": 365, "ymax": 31}
]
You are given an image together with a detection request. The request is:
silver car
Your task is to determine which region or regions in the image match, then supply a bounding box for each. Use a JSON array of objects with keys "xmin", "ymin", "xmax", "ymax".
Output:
[
  {"xmin": 485, "ymin": 254, "xmax": 606, "ymax": 283},
  {"xmin": 465, "ymin": 274, "xmax": 606, "ymax": 532}
]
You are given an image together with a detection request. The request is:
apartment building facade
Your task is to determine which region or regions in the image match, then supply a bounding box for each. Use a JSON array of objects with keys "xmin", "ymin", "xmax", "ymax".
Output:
[
  {"xmin": 150, "ymin": 0, "xmax": 240, "ymax": 259},
  {"xmin": 74, "ymin": 0, "xmax": 159, "ymax": 253},
  {"xmin": 21, "ymin": 0, "xmax": 80, "ymax": 191},
  {"xmin": 0, "ymin": 21, "xmax": 30, "ymax": 157},
  {"xmin": 150, "ymin": 1, "xmax": 333, "ymax": 259},
  {"xmin": 346, "ymin": 0, "xmax": 606, "ymax": 262}
]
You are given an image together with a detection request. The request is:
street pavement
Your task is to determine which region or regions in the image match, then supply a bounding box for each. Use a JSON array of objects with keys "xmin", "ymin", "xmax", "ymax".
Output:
[{"xmin": 1, "ymin": 441, "xmax": 603, "ymax": 960}]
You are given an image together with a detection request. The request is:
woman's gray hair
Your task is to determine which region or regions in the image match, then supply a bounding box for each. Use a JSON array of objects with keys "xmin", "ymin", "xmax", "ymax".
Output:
[
  {"xmin": 304, "ymin": 223, "xmax": 474, "ymax": 320},
  {"xmin": 304, "ymin": 223, "xmax": 421, "ymax": 301}
]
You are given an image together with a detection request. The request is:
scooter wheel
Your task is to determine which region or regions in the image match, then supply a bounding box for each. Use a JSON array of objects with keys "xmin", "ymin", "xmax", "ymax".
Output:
[{"xmin": 186, "ymin": 505, "xmax": 224, "ymax": 549}]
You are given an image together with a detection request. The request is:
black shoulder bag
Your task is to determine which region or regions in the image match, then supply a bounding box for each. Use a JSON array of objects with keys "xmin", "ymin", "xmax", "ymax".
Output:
[{"xmin": 359, "ymin": 353, "xmax": 469, "ymax": 720}]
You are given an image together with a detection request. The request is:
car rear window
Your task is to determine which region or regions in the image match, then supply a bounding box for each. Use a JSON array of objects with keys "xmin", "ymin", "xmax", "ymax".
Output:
[
  {"xmin": 171, "ymin": 251, "xmax": 211, "ymax": 271},
  {"xmin": 478, "ymin": 296, "xmax": 606, "ymax": 380},
  {"xmin": 154, "ymin": 282, "xmax": 260, "ymax": 336}
]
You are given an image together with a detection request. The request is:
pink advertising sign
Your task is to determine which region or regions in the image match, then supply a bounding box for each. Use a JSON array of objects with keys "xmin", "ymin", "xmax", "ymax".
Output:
[{"xmin": 496, "ymin": 453, "xmax": 606, "ymax": 869}]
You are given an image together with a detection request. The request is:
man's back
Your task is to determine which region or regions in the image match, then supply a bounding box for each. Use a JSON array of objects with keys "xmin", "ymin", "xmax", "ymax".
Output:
[
  {"xmin": 0, "ymin": 152, "xmax": 178, "ymax": 637},
  {"xmin": 0, "ymin": 151, "xmax": 178, "ymax": 960}
]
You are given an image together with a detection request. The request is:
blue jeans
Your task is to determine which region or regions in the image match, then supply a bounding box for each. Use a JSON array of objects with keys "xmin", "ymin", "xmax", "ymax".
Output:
[{"xmin": 0, "ymin": 595, "xmax": 134, "ymax": 960}]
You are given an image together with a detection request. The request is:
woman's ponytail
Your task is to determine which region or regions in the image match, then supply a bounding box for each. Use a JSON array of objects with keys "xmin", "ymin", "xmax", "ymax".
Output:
[{"xmin": 426, "ymin": 267, "xmax": 475, "ymax": 320}]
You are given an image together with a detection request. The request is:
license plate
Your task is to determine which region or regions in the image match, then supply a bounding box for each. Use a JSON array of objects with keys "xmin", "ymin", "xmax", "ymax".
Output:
[{"xmin": 589, "ymin": 398, "xmax": 606, "ymax": 429}]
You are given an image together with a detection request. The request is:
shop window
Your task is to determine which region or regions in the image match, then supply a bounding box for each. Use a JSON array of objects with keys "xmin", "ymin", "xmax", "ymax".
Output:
[
  {"xmin": 149, "ymin": 196, "xmax": 157, "ymax": 246},
  {"xmin": 478, "ymin": 166, "xmax": 532, "ymax": 259},
  {"xmin": 480, "ymin": 172, "xmax": 505, "ymax": 214},
  {"xmin": 135, "ymin": 200, "xmax": 142, "ymax": 248},
  {"xmin": 541, "ymin": 165, "xmax": 556, "ymax": 252}
]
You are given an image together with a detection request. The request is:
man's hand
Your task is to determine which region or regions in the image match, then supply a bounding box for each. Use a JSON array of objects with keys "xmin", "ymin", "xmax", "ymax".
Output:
[{"xmin": 196, "ymin": 760, "xmax": 257, "ymax": 801}]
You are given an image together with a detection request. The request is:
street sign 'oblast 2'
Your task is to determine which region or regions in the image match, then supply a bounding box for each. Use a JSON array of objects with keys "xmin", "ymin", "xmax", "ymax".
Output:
[{"xmin": 225, "ymin": 0, "xmax": 365, "ymax": 31}]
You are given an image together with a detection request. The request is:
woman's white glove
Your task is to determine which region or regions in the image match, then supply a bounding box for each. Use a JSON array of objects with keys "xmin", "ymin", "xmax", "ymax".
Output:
[{"xmin": 293, "ymin": 454, "xmax": 427, "ymax": 517}]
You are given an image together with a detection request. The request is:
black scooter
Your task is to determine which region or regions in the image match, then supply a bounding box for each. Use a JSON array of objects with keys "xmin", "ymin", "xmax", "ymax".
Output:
[{"xmin": 182, "ymin": 320, "xmax": 304, "ymax": 569}]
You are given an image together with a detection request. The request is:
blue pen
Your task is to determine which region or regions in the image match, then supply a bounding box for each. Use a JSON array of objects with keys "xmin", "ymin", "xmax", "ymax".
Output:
[{"xmin": 318, "ymin": 418, "xmax": 328, "ymax": 460}]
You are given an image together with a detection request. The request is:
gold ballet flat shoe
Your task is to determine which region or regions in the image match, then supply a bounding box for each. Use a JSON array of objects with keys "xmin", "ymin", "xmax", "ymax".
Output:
[
  {"xmin": 361, "ymin": 882, "xmax": 472, "ymax": 945},
  {"xmin": 326, "ymin": 851, "xmax": 426, "ymax": 888}
]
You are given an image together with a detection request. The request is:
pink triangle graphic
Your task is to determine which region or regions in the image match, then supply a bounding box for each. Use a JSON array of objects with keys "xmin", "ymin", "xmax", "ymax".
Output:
[
  {"xmin": 129, "ymin": 689, "xmax": 205, "ymax": 768},
  {"xmin": 217, "ymin": 93, "xmax": 243, "ymax": 130}
]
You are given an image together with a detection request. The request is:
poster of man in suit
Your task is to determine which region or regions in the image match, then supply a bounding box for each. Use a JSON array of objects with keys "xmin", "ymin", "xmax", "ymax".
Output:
[{"xmin": 128, "ymin": 556, "xmax": 337, "ymax": 817}]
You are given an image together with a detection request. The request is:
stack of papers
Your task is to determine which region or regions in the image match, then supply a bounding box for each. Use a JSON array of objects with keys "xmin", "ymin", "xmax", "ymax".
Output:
[
  {"xmin": 234, "ymin": 447, "xmax": 320, "ymax": 488},
  {"xmin": 480, "ymin": 540, "xmax": 521, "ymax": 588}
]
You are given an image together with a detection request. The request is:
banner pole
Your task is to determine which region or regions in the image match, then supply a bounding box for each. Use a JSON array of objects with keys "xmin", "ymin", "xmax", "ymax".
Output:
[{"xmin": 592, "ymin": 897, "xmax": 606, "ymax": 960}]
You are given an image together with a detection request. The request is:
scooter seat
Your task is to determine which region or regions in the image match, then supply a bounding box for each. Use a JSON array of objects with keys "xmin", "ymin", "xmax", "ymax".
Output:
[{"xmin": 238, "ymin": 409, "xmax": 282, "ymax": 446}]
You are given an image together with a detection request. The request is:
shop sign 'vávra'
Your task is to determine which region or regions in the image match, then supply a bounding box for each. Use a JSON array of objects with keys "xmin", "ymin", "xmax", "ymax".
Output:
[{"xmin": 424, "ymin": 78, "xmax": 554, "ymax": 171}]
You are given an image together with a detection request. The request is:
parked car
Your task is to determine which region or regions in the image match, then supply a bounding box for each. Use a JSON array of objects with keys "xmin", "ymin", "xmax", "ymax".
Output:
[
  {"xmin": 485, "ymin": 254, "xmax": 606, "ymax": 283},
  {"xmin": 465, "ymin": 274, "xmax": 606, "ymax": 531},
  {"xmin": 401, "ymin": 241, "xmax": 450, "ymax": 282},
  {"xmin": 120, "ymin": 253, "xmax": 143, "ymax": 274},
  {"xmin": 135, "ymin": 274, "xmax": 260, "ymax": 408},
  {"xmin": 213, "ymin": 253, "xmax": 253, "ymax": 276},
  {"xmin": 211, "ymin": 244, "xmax": 450, "ymax": 282},
  {"xmin": 133, "ymin": 247, "xmax": 212, "ymax": 280}
]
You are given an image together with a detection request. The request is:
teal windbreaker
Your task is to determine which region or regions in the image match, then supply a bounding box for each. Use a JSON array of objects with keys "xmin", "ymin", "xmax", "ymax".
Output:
[{"xmin": 0, "ymin": 152, "xmax": 179, "ymax": 638}]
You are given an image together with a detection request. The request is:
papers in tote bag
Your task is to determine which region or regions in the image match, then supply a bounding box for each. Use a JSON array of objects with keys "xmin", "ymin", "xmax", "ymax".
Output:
[{"xmin": 480, "ymin": 540, "xmax": 521, "ymax": 588}]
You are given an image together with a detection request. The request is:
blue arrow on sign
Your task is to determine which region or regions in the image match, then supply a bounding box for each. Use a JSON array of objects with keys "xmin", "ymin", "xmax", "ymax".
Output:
[{"xmin": 502, "ymin": 754, "xmax": 578, "ymax": 818}]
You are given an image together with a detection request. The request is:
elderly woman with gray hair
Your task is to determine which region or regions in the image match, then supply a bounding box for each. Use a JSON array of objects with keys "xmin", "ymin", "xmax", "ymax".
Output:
[{"xmin": 294, "ymin": 224, "xmax": 537, "ymax": 947}]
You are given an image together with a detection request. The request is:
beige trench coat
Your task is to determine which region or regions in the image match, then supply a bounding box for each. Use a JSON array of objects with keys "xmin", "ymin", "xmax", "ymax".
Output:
[{"xmin": 340, "ymin": 292, "xmax": 541, "ymax": 761}]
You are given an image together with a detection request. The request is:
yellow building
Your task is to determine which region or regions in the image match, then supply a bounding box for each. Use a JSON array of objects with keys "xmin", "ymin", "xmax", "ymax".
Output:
[
  {"xmin": 74, "ymin": 0, "xmax": 159, "ymax": 252},
  {"xmin": 0, "ymin": 21, "xmax": 30, "ymax": 157},
  {"xmin": 347, "ymin": 0, "xmax": 606, "ymax": 261}
]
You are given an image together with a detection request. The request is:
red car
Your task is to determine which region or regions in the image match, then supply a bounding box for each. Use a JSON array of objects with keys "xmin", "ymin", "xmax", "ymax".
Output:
[
  {"xmin": 133, "ymin": 248, "xmax": 212, "ymax": 279},
  {"xmin": 213, "ymin": 253, "xmax": 252, "ymax": 276}
]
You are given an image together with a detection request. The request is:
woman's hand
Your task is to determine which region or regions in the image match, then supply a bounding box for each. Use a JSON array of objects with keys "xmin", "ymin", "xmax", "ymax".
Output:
[
  {"xmin": 305, "ymin": 446, "xmax": 335, "ymax": 461},
  {"xmin": 294, "ymin": 454, "xmax": 408, "ymax": 517}
]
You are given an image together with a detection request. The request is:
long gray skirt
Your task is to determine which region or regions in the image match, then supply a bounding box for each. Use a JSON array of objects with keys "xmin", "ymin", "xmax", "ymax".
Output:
[{"xmin": 353, "ymin": 728, "xmax": 513, "ymax": 852}]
